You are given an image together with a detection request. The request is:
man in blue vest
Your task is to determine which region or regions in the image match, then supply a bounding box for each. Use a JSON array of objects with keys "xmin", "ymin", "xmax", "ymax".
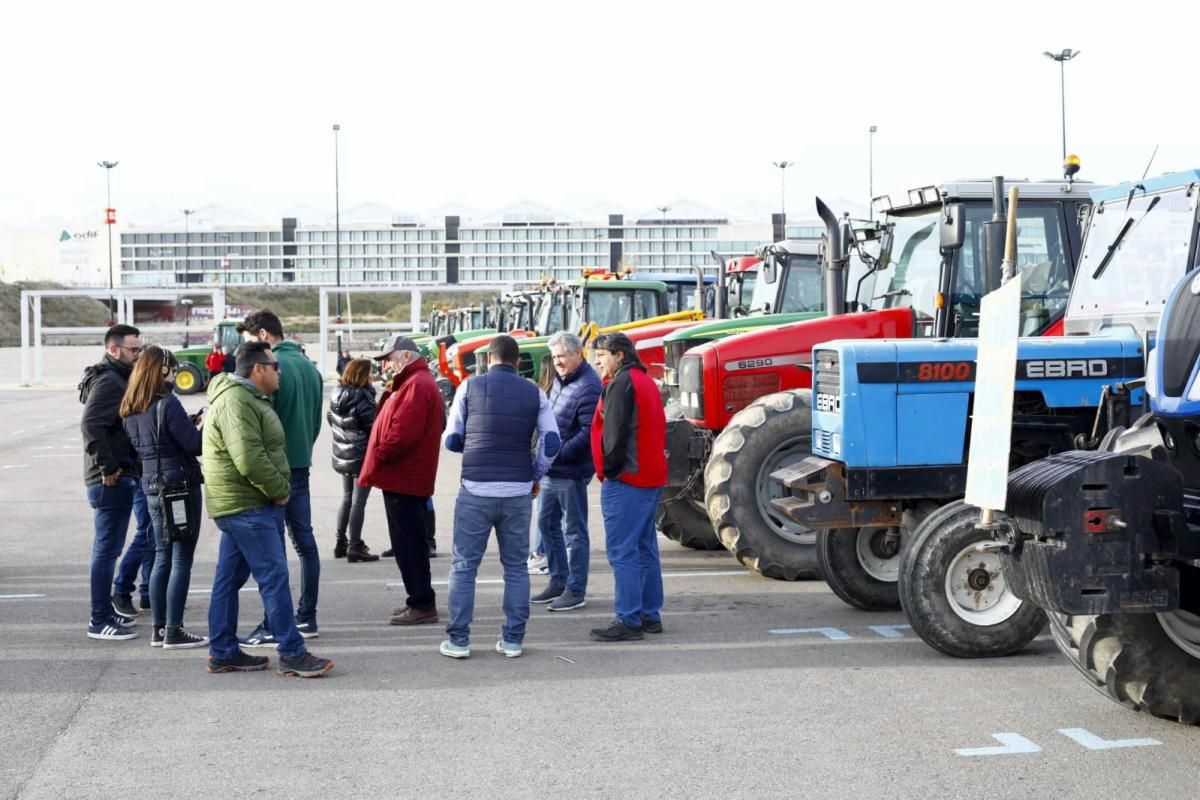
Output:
[{"xmin": 441, "ymin": 335, "xmax": 560, "ymax": 659}]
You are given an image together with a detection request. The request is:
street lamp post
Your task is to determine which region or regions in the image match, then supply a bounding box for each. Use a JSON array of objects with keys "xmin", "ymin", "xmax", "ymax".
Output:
[
  {"xmin": 656, "ymin": 205, "xmax": 671, "ymax": 269},
  {"xmin": 772, "ymin": 161, "xmax": 794, "ymax": 220},
  {"xmin": 97, "ymin": 160, "xmax": 118, "ymax": 322},
  {"xmin": 182, "ymin": 208, "xmax": 196, "ymax": 344},
  {"xmin": 180, "ymin": 298, "xmax": 194, "ymax": 349},
  {"xmin": 333, "ymin": 123, "xmax": 343, "ymax": 359},
  {"xmin": 868, "ymin": 126, "xmax": 878, "ymax": 219},
  {"xmin": 1043, "ymin": 49, "xmax": 1080, "ymax": 161}
]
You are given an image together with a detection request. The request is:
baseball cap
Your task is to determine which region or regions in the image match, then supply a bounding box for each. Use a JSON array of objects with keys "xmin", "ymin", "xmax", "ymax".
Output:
[{"xmin": 374, "ymin": 334, "xmax": 421, "ymax": 360}]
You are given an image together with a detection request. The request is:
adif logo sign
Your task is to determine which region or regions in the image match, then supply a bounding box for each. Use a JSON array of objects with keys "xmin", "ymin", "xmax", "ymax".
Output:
[{"xmin": 59, "ymin": 230, "xmax": 99, "ymax": 242}]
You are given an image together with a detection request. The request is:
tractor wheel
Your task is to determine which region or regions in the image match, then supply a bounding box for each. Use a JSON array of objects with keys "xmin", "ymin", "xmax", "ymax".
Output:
[
  {"xmin": 816, "ymin": 527, "xmax": 901, "ymax": 611},
  {"xmin": 705, "ymin": 390, "xmax": 821, "ymax": 580},
  {"xmin": 1046, "ymin": 611, "xmax": 1200, "ymax": 725},
  {"xmin": 174, "ymin": 363, "xmax": 204, "ymax": 395},
  {"xmin": 898, "ymin": 500, "xmax": 1045, "ymax": 658},
  {"xmin": 656, "ymin": 493, "xmax": 723, "ymax": 551}
]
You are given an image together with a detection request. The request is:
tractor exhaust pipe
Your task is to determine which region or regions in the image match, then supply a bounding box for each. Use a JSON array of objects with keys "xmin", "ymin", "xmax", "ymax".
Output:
[
  {"xmin": 691, "ymin": 264, "xmax": 706, "ymax": 316},
  {"xmin": 982, "ymin": 176, "xmax": 1006, "ymax": 293},
  {"xmin": 711, "ymin": 249, "xmax": 728, "ymax": 318},
  {"xmin": 817, "ymin": 197, "xmax": 847, "ymax": 316}
]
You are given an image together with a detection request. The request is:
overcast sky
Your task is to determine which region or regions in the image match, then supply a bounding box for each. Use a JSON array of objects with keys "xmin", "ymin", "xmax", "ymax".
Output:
[{"xmin": 1, "ymin": 0, "xmax": 1195, "ymax": 227}]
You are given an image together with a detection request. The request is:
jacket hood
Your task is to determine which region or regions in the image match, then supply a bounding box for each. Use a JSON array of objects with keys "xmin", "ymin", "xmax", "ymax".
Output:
[
  {"xmin": 78, "ymin": 355, "xmax": 131, "ymax": 404},
  {"xmin": 331, "ymin": 383, "xmax": 375, "ymax": 414},
  {"xmin": 208, "ymin": 372, "xmax": 269, "ymax": 403}
]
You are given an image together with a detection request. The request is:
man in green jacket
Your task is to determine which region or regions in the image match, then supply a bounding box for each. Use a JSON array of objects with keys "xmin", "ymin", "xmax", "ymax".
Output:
[
  {"xmin": 203, "ymin": 341, "xmax": 332, "ymax": 678},
  {"xmin": 236, "ymin": 309, "xmax": 326, "ymax": 646}
]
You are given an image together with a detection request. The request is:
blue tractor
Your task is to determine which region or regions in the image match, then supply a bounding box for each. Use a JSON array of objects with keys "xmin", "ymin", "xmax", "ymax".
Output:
[
  {"xmin": 769, "ymin": 171, "xmax": 1198, "ymax": 658},
  {"xmin": 996, "ymin": 174, "xmax": 1200, "ymax": 722}
]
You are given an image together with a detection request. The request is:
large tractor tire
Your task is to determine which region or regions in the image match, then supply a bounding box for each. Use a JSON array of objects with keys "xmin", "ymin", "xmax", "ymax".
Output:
[
  {"xmin": 1046, "ymin": 611, "xmax": 1200, "ymax": 725},
  {"xmin": 705, "ymin": 390, "xmax": 821, "ymax": 580},
  {"xmin": 898, "ymin": 500, "xmax": 1045, "ymax": 658},
  {"xmin": 816, "ymin": 527, "xmax": 902, "ymax": 611},
  {"xmin": 173, "ymin": 363, "xmax": 204, "ymax": 395},
  {"xmin": 656, "ymin": 493, "xmax": 723, "ymax": 551}
]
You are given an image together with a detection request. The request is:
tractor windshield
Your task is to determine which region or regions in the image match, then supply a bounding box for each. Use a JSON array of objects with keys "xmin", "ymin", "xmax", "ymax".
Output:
[
  {"xmin": 1069, "ymin": 187, "xmax": 1197, "ymax": 324},
  {"xmin": 584, "ymin": 289, "xmax": 659, "ymax": 328},
  {"xmin": 876, "ymin": 201, "xmax": 1074, "ymax": 336},
  {"xmin": 748, "ymin": 254, "xmax": 823, "ymax": 313}
]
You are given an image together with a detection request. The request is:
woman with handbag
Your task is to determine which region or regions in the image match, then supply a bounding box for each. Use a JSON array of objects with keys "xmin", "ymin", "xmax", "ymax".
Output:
[
  {"xmin": 120, "ymin": 345, "xmax": 207, "ymax": 649},
  {"xmin": 328, "ymin": 357, "xmax": 381, "ymax": 562}
]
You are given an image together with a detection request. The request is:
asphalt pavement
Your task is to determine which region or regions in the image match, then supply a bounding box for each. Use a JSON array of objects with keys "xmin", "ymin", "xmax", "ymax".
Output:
[{"xmin": 1, "ymin": 347, "xmax": 1197, "ymax": 799}]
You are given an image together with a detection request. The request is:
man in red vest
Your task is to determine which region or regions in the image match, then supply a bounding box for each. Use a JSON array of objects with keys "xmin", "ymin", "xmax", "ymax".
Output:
[{"xmin": 589, "ymin": 332, "xmax": 667, "ymax": 642}]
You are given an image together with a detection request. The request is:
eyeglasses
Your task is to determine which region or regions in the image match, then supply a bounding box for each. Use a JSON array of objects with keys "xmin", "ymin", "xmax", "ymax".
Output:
[
  {"xmin": 257, "ymin": 361, "xmax": 281, "ymax": 372},
  {"xmin": 118, "ymin": 345, "xmax": 144, "ymax": 355}
]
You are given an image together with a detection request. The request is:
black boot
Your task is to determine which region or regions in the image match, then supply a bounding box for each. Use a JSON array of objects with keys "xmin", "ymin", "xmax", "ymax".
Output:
[
  {"xmin": 334, "ymin": 536, "xmax": 348, "ymax": 559},
  {"xmin": 346, "ymin": 541, "xmax": 379, "ymax": 563}
]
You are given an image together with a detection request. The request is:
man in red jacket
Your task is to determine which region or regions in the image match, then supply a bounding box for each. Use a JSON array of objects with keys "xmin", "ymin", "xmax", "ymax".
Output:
[
  {"xmin": 359, "ymin": 335, "xmax": 445, "ymax": 625},
  {"xmin": 589, "ymin": 332, "xmax": 668, "ymax": 642}
]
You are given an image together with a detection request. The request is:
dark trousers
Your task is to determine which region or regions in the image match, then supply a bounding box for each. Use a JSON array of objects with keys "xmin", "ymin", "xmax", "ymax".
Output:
[
  {"xmin": 383, "ymin": 491, "xmax": 435, "ymax": 611},
  {"xmin": 336, "ymin": 473, "xmax": 372, "ymax": 544},
  {"xmin": 113, "ymin": 482, "xmax": 154, "ymax": 600}
]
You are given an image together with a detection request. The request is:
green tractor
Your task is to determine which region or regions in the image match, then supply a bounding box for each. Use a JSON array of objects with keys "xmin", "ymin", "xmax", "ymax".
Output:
[{"xmin": 173, "ymin": 319, "xmax": 243, "ymax": 395}]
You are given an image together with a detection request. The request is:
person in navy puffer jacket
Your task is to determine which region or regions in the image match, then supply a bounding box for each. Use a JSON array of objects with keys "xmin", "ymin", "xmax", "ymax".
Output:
[
  {"xmin": 120, "ymin": 346, "xmax": 208, "ymax": 650},
  {"xmin": 531, "ymin": 331, "xmax": 602, "ymax": 612},
  {"xmin": 327, "ymin": 357, "xmax": 380, "ymax": 562}
]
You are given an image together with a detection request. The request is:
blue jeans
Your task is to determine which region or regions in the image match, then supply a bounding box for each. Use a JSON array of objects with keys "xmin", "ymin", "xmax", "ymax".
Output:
[
  {"xmin": 260, "ymin": 468, "xmax": 320, "ymax": 629},
  {"xmin": 601, "ymin": 480, "xmax": 665, "ymax": 628},
  {"xmin": 446, "ymin": 488, "xmax": 532, "ymax": 646},
  {"xmin": 86, "ymin": 475, "xmax": 138, "ymax": 625},
  {"xmin": 209, "ymin": 505, "xmax": 306, "ymax": 660},
  {"xmin": 113, "ymin": 483, "xmax": 154, "ymax": 600},
  {"xmin": 539, "ymin": 476, "xmax": 591, "ymax": 594},
  {"xmin": 146, "ymin": 487, "xmax": 202, "ymax": 628}
]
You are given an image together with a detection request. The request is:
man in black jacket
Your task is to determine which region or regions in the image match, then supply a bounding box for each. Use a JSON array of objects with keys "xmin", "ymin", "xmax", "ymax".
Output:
[{"xmin": 81, "ymin": 324, "xmax": 144, "ymax": 640}]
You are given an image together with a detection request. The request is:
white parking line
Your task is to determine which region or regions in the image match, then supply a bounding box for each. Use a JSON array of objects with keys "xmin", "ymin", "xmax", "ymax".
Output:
[
  {"xmin": 402, "ymin": 569, "xmax": 750, "ymax": 589},
  {"xmin": 1, "ymin": 465, "xmax": 30, "ymax": 470},
  {"xmin": 1057, "ymin": 728, "xmax": 1161, "ymax": 750},
  {"xmin": 0, "ymin": 594, "xmax": 47, "ymax": 600}
]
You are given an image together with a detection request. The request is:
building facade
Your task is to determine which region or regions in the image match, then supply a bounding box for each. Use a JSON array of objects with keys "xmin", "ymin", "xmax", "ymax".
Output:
[{"xmin": 118, "ymin": 206, "xmax": 824, "ymax": 288}]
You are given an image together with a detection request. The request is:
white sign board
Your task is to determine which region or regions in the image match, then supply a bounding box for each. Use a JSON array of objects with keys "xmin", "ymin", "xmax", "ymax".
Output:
[{"xmin": 964, "ymin": 274, "xmax": 1023, "ymax": 513}]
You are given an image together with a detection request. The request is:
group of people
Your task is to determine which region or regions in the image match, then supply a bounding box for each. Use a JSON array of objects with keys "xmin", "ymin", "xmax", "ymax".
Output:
[{"xmin": 81, "ymin": 310, "xmax": 668, "ymax": 674}]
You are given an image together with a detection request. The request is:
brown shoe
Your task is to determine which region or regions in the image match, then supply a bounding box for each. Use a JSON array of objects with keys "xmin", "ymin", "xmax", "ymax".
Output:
[{"xmin": 389, "ymin": 607, "xmax": 438, "ymax": 625}]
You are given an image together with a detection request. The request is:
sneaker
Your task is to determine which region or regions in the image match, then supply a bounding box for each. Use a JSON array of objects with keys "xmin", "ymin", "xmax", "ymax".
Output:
[
  {"xmin": 334, "ymin": 537, "xmax": 348, "ymax": 559},
  {"xmin": 382, "ymin": 548, "xmax": 395, "ymax": 558},
  {"xmin": 163, "ymin": 626, "xmax": 208, "ymax": 650},
  {"xmin": 295, "ymin": 620, "xmax": 319, "ymax": 639},
  {"xmin": 589, "ymin": 619, "xmax": 644, "ymax": 642},
  {"xmin": 277, "ymin": 652, "xmax": 334, "ymax": 678},
  {"xmin": 495, "ymin": 639, "xmax": 523, "ymax": 658},
  {"xmin": 112, "ymin": 593, "xmax": 138, "ymax": 619},
  {"xmin": 139, "ymin": 596, "xmax": 152, "ymax": 610},
  {"xmin": 208, "ymin": 650, "xmax": 270, "ymax": 673},
  {"xmin": 239, "ymin": 625, "xmax": 278, "ymax": 648},
  {"xmin": 87, "ymin": 620, "xmax": 138, "ymax": 641},
  {"xmin": 531, "ymin": 585, "xmax": 564, "ymax": 604},
  {"xmin": 440, "ymin": 640, "xmax": 470, "ymax": 659},
  {"xmin": 527, "ymin": 554, "xmax": 548, "ymax": 575},
  {"xmin": 640, "ymin": 615, "xmax": 664, "ymax": 634},
  {"xmin": 346, "ymin": 542, "xmax": 379, "ymax": 563},
  {"xmin": 389, "ymin": 607, "xmax": 438, "ymax": 625},
  {"xmin": 151, "ymin": 625, "xmax": 165, "ymax": 647},
  {"xmin": 548, "ymin": 589, "xmax": 586, "ymax": 612}
]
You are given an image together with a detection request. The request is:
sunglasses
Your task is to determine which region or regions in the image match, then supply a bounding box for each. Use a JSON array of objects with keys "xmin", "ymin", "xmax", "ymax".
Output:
[{"xmin": 257, "ymin": 361, "xmax": 281, "ymax": 372}]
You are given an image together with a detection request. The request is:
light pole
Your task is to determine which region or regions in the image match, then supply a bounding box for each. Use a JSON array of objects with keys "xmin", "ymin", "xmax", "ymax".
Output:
[
  {"xmin": 180, "ymin": 298, "xmax": 194, "ymax": 349},
  {"xmin": 1043, "ymin": 49, "xmax": 1080, "ymax": 161},
  {"xmin": 97, "ymin": 160, "xmax": 118, "ymax": 321},
  {"xmin": 656, "ymin": 205, "xmax": 671, "ymax": 269},
  {"xmin": 772, "ymin": 161, "xmax": 794, "ymax": 219},
  {"xmin": 868, "ymin": 126, "xmax": 878, "ymax": 219},
  {"xmin": 181, "ymin": 208, "xmax": 195, "ymax": 292},
  {"xmin": 333, "ymin": 123, "xmax": 343, "ymax": 358}
]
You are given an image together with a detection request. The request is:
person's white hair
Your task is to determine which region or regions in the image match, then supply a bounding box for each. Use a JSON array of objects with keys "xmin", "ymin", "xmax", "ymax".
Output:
[{"xmin": 547, "ymin": 331, "xmax": 584, "ymax": 353}]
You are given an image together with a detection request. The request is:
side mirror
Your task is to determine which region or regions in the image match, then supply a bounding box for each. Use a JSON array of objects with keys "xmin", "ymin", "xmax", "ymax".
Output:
[
  {"xmin": 763, "ymin": 252, "xmax": 779, "ymax": 284},
  {"xmin": 877, "ymin": 229, "xmax": 894, "ymax": 271},
  {"xmin": 940, "ymin": 203, "xmax": 965, "ymax": 251}
]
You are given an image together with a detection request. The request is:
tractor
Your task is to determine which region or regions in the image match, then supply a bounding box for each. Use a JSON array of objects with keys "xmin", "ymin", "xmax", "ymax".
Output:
[
  {"xmin": 665, "ymin": 177, "xmax": 1097, "ymax": 568},
  {"xmin": 173, "ymin": 319, "xmax": 243, "ymax": 394},
  {"xmin": 976, "ymin": 170, "xmax": 1200, "ymax": 719}
]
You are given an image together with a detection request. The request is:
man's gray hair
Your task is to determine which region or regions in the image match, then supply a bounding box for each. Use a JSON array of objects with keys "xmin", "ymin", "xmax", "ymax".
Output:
[{"xmin": 547, "ymin": 331, "xmax": 584, "ymax": 353}]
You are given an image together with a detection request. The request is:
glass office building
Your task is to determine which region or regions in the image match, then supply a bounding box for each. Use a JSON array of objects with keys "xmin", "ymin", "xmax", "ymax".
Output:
[{"xmin": 118, "ymin": 204, "xmax": 821, "ymax": 287}]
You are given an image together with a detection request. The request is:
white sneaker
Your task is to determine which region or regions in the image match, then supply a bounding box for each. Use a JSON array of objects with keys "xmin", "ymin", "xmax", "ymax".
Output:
[
  {"xmin": 440, "ymin": 640, "xmax": 470, "ymax": 659},
  {"xmin": 526, "ymin": 554, "xmax": 548, "ymax": 575}
]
